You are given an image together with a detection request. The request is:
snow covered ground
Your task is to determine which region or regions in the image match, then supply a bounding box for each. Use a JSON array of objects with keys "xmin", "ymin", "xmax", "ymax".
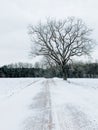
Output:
[{"xmin": 0, "ymin": 78, "xmax": 98, "ymax": 130}]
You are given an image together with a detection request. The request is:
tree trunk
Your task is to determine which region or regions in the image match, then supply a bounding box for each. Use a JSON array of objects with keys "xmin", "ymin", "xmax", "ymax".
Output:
[
  {"xmin": 62, "ymin": 65, "xmax": 67, "ymax": 80},
  {"xmin": 63, "ymin": 71, "xmax": 67, "ymax": 80}
]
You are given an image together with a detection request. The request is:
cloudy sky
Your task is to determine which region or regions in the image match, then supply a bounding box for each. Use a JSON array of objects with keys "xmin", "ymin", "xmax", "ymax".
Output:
[{"xmin": 0, "ymin": 0, "xmax": 98, "ymax": 66}]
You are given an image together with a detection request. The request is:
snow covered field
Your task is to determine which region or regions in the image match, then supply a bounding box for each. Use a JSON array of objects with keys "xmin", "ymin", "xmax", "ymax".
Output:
[{"xmin": 0, "ymin": 78, "xmax": 98, "ymax": 130}]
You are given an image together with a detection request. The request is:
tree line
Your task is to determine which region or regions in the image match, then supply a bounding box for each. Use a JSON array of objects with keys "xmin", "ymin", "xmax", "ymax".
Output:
[{"xmin": 0, "ymin": 62, "xmax": 98, "ymax": 78}]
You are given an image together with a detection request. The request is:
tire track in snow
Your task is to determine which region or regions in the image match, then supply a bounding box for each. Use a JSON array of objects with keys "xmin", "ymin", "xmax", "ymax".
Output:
[
  {"xmin": 54, "ymin": 104, "xmax": 98, "ymax": 130},
  {"xmin": 24, "ymin": 79, "xmax": 53, "ymax": 130},
  {"xmin": 50, "ymin": 80, "xmax": 98, "ymax": 130}
]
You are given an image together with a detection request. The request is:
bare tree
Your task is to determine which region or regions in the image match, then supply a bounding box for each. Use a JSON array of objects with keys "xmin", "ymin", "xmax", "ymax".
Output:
[{"xmin": 29, "ymin": 17, "xmax": 95, "ymax": 80}]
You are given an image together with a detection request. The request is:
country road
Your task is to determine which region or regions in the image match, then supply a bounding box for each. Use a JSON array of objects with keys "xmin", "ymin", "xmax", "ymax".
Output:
[
  {"xmin": 24, "ymin": 79, "xmax": 98, "ymax": 130},
  {"xmin": 0, "ymin": 78, "xmax": 98, "ymax": 130}
]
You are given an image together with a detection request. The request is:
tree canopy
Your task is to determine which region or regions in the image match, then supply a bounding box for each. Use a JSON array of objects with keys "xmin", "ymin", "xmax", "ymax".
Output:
[{"xmin": 29, "ymin": 17, "xmax": 95, "ymax": 80}]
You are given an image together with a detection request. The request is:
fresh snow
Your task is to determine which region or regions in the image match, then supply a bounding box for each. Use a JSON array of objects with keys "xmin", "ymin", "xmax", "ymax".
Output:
[{"xmin": 0, "ymin": 78, "xmax": 98, "ymax": 130}]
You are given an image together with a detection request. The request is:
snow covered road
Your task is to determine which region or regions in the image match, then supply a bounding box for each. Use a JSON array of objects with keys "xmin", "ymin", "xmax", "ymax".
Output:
[{"xmin": 0, "ymin": 78, "xmax": 98, "ymax": 130}]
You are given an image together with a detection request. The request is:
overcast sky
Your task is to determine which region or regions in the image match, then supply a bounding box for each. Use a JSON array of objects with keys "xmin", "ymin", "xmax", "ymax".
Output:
[{"xmin": 0, "ymin": 0, "xmax": 98, "ymax": 66}]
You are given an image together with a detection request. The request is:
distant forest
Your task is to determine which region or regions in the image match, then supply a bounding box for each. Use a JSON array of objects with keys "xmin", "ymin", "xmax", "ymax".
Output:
[{"xmin": 0, "ymin": 62, "xmax": 98, "ymax": 78}]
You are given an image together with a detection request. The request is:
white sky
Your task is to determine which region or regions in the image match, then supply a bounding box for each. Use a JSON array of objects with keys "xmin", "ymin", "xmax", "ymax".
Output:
[{"xmin": 0, "ymin": 0, "xmax": 98, "ymax": 66}]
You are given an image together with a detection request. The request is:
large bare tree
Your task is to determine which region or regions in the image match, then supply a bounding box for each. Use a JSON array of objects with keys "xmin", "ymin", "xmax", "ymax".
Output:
[{"xmin": 29, "ymin": 17, "xmax": 95, "ymax": 80}]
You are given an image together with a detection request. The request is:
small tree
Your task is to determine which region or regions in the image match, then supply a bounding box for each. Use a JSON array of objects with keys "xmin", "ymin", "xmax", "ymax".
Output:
[{"xmin": 29, "ymin": 17, "xmax": 95, "ymax": 80}]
